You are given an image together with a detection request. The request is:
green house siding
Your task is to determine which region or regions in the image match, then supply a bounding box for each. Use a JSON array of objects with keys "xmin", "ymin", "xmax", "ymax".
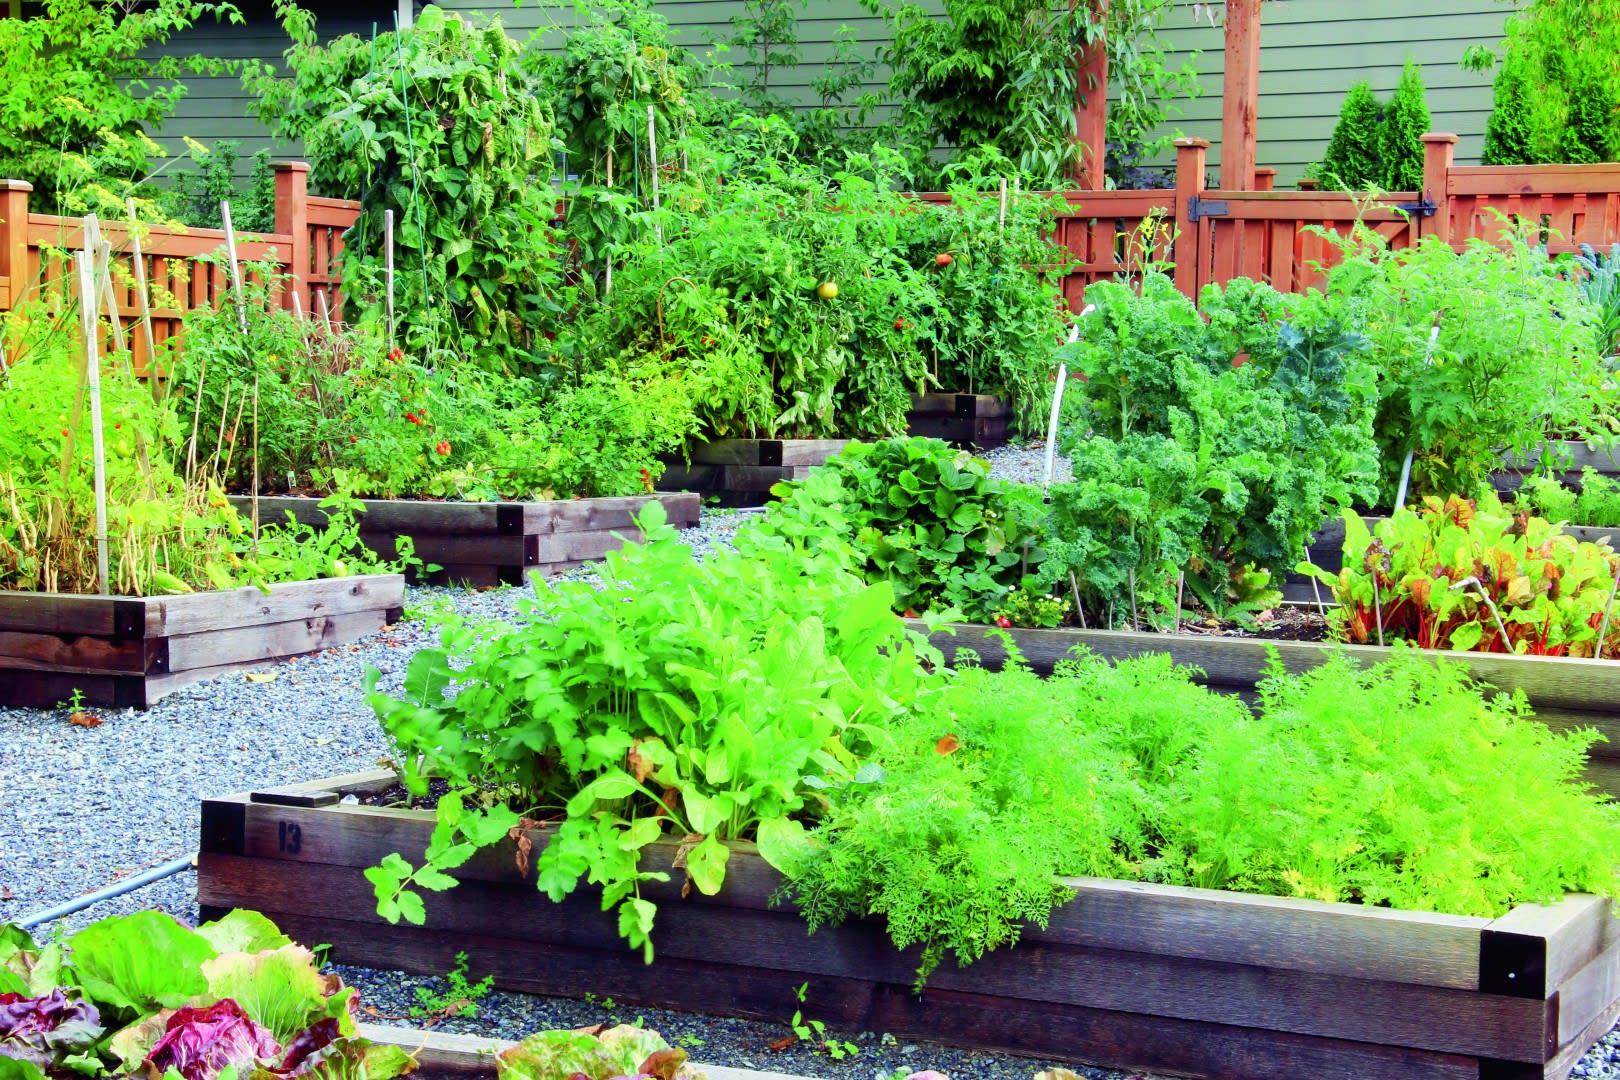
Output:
[
  {"xmin": 1148, "ymin": 0, "xmax": 1508, "ymax": 183},
  {"xmin": 139, "ymin": 0, "xmax": 1512, "ymax": 188}
]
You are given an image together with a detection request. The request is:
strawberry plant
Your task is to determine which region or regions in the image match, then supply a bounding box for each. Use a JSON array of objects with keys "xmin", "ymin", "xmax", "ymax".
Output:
[
  {"xmin": 1299, "ymin": 493, "xmax": 1620, "ymax": 656},
  {"xmin": 363, "ymin": 501, "xmax": 943, "ymax": 961}
]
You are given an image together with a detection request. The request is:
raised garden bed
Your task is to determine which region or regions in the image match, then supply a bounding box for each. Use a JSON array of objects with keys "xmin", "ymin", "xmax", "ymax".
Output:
[
  {"xmin": 1496, "ymin": 442, "xmax": 1620, "ymax": 496},
  {"xmin": 921, "ymin": 621, "xmax": 1620, "ymax": 799},
  {"xmin": 904, "ymin": 393, "xmax": 1011, "ymax": 450},
  {"xmin": 199, "ymin": 769, "xmax": 1620, "ymax": 1080},
  {"xmin": 655, "ymin": 440, "xmax": 850, "ymax": 507},
  {"xmin": 230, "ymin": 494, "xmax": 701, "ymax": 587},
  {"xmin": 0, "ymin": 574, "xmax": 404, "ymax": 708}
]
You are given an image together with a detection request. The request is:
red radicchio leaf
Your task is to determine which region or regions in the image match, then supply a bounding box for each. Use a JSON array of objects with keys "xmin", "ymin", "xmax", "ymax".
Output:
[
  {"xmin": 272, "ymin": 1017, "xmax": 343, "ymax": 1076},
  {"xmin": 144, "ymin": 999, "xmax": 280, "ymax": 1080},
  {"xmin": 0, "ymin": 990, "xmax": 104, "ymax": 1067}
]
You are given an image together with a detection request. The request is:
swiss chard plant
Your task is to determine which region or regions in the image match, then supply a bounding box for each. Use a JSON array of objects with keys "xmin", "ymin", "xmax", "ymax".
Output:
[
  {"xmin": 0, "ymin": 910, "xmax": 410, "ymax": 1080},
  {"xmin": 1299, "ymin": 493, "xmax": 1620, "ymax": 656},
  {"xmin": 364, "ymin": 500, "xmax": 943, "ymax": 962}
]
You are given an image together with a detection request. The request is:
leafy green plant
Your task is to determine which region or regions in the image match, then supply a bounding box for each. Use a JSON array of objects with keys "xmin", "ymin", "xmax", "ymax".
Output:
[
  {"xmin": 409, "ymin": 951, "xmax": 494, "ymax": 1020},
  {"xmin": 363, "ymin": 501, "xmax": 942, "ymax": 961},
  {"xmin": 0, "ymin": 0, "xmax": 238, "ymax": 218},
  {"xmin": 787, "ymin": 982, "xmax": 857, "ymax": 1060},
  {"xmin": 1050, "ymin": 274, "xmax": 1379, "ymax": 621},
  {"xmin": 1514, "ymin": 467, "xmax": 1620, "ymax": 527},
  {"xmin": 159, "ymin": 139, "xmax": 276, "ymax": 232},
  {"xmin": 1378, "ymin": 60, "xmax": 1429, "ymax": 192},
  {"xmin": 250, "ymin": 4, "xmax": 565, "ymax": 373},
  {"xmin": 1318, "ymin": 226, "xmax": 1618, "ymax": 502},
  {"xmin": 754, "ymin": 437, "xmax": 1048, "ymax": 621},
  {"xmin": 1567, "ymin": 242, "xmax": 1620, "ymax": 356},
  {"xmin": 0, "ymin": 909, "xmax": 412, "ymax": 1080},
  {"xmin": 494, "ymin": 1023, "xmax": 694, "ymax": 1080},
  {"xmin": 1299, "ymin": 493, "xmax": 1620, "ymax": 656},
  {"xmin": 1311, "ymin": 80, "xmax": 1382, "ymax": 190}
]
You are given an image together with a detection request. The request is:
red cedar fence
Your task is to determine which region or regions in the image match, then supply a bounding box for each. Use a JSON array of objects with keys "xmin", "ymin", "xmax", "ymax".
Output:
[
  {"xmin": 0, "ymin": 163, "xmax": 353, "ymax": 374},
  {"xmin": 4, "ymin": 137, "xmax": 1620, "ymax": 363}
]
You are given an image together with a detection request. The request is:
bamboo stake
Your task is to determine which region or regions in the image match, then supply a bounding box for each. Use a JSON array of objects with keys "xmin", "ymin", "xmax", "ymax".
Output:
[
  {"xmin": 384, "ymin": 208, "xmax": 396, "ymax": 348},
  {"xmin": 126, "ymin": 198, "xmax": 159, "ymax": 397},
  {"xmin": 647, "ymin": 105, "xmax": 662, "ymax": 243},
  {"xmin": 1449, "ymin": 576, "xmax": 1513, "ymax": 654},
  {"xmin": 1371, "ymin": 573, "xmax": 1385, "ymax": 647},
  {"xmin": 251, "ymin": 374, "xmax": 260, "ymax": 557},
  {"xmin": 998, "ymin": 177, "xmax": 1008, "ymax": 231},
  {"xmin": 315, "ymin": 288, "xmax": 333, "ymax": 333},
  {"xmin": 1128, "ymin": 568, "xmax": 1140, "ymax": 632},
  {"xmin": 73, "ymin": 249, "xmax": 110, "ymax": 596},
  {"xmin": 1305, "ymin": 543, "xmax": 1328, "ymax": 623},
  {"xmin": 1068, "ymin": 570, "xmax": 1087, "ymax": 630},
  {"xmin": 220, "ymin": 200, "xmax": 249, "ymax": 333},
  {"xmin": 604, "ymin": 150, "xmax": 615, "ymax": 298}
]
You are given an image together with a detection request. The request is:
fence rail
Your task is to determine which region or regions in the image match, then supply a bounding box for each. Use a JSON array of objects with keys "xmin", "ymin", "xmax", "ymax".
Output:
[{"xmin": 5, "ymin": 137, "xmax": 1620, "ymax": 366}]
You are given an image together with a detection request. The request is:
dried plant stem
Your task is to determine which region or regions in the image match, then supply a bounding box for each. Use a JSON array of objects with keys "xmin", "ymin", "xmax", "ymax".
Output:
[
  {"xmin": 1306, "ymin": 543, "xmax": 1328, "ymax": 622},
  {"xmin": 1371, "ymin": 574, "xmax": 1385, "ymax": 648}
]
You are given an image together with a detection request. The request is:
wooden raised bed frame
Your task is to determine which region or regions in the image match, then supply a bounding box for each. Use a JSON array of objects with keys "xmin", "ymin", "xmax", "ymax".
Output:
[
  {"xmin": 232, "ymin": 494, "xmax": 701, "ymax": 588},
  {"xmin": 200, "ymin": 769, "xmax": 1620, "ymax": 1080},
  {"xmin": 655, "ymin": 440, "xmax": 849, "ymax": 507},
  {"xmin": 905, "ymin": 393, "xmax": 1011, "ymax": 450},
  {"xmin": 0, "ymin": 574, "xmax": 403, "ymax": 708}
]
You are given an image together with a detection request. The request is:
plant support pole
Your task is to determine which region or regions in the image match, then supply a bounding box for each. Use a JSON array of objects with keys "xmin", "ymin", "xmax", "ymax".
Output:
[
  {"xmin": 647, "ymin": 105, "xmax": 662, "ymax": 243},
  {"xmin": 125, "ymin": 199, "xmax": 161, "ymax": 400},
  {"xmin": 1597, "ymin": 566, "xmax": 1620, "ymax": 660},
  {"xmin": 384, "ymin": 208, "xmax": 396, "ymax": 348},
  {"xmin": 220, "ymin": 201, "xmax": 249, "ymax": 333},
  {"xmin": 1393, "ymin": 313, "xmax": 1444, "ymax": 512},
  {"xmin": 74, "ymin": 249, "xmax": 111, "ymax": 596}
]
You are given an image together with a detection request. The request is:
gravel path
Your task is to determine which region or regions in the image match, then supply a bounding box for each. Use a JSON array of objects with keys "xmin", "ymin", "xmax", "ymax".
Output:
[{"xmin": 4, "ymin": 446, "xmax": 1618, "ymax": 1080}]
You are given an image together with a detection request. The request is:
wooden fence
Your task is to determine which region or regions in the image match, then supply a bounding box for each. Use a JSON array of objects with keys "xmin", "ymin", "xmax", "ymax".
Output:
[
  {"xmin": 0, "ymin": 163, "xmax": 357, "ymax": 373},
  {"xmin": 5, "ymin": 136, "xmax": 1620, "ymax": 365}
]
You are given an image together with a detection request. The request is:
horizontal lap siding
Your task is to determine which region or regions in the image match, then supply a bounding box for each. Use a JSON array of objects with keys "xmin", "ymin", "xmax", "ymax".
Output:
[{"xmin": 1149, "ymin": 0, "xmax": 1505, "ymax": 185}]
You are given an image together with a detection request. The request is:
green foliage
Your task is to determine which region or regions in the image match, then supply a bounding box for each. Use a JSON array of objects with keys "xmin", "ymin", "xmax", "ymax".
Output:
[
  {"xmin": 250, "ymin": 4, "xmax": 565, "ymax": 374},
  {"xmin": 753, "ymin": 437, "xmax": 1048, "ymax": 621},
  {"xmin": 408, "ymin": 951, "xmax": 493, "ymax": 1019},
  {"xmin": 1481, "ymin": 38, "xmax": 1534, "ymax": 166},
  {"xmin": 1314, "ymin": 80, "xmax": 1383, "ymax": 190},
  {"xmin": 363, "ymin": 502, "xmax": 942, "ymax": 961},
  {"xmin": 495, "ymin": 1024, "xmax": 691, "ymax": 1080},
  {"xmin": 865, "ymin": 0, "xmax": 1199, "ymax": 187},
  {"xmin": 1318, "ymin": 228, "xmax": 1618, "ymax": 502},
  {"xmin": 1566, "ymin": 242, "xmax": 1620, "ymax": 356},
  {"xmin": 1299, "ymin": 493, "xmax": 1620, "ymax": 656},
  {"xmin": 784, "ymin": 646, "xmax": 1620, "ymax": 983},
  {"xmin": 0, "ymin": 0, "xmax": 237, "ymax": 217},
  {"xmin": 1476, "ymin": 2, "xmax": 1620, "ymax": 167},
  {"xmin": 1049, "ymin": 273, "xmax": 1379, "ymax": 620},
  {"xmin": 1378, "ymin": 60, "xmax": 1430, "ymax": 193},
  {"xmin": 169, "ymin": 266, "xmax": 692, "ymax": 500},
  {"xmin": 1515, "ymin": 467, "xmax": 1620, "ymax": 526},
  {"xmin": 569, "ymin": 136, "xmax": 940, "ymax": 439},
  {"xmin": 159, "ymin": 139, "xmax": 275, "ymax": 232}
]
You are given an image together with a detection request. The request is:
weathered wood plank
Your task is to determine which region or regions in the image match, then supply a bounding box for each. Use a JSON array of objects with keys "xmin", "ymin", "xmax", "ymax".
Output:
[
  {"xmin": 907, "ymin": 394, "xmax": 1012, "ymax": 419},
  {"xmin": 165, "ymin": 608, "xmax": 390, "ymax": 673},
  {"xmin": 360, "ymin": 532, "xmax": 530, "ymax": 567},
  {"xmin": 0, "ymin": 669, "xmax": 144, "ymax": 709},
  {"xmin": 236, "ymin": 496, "xmax": 505, "ymax": 534},
  {"xmin": 0, "ymin": 593, "xmax": 154, "ymax": 637},
  {"xmin": 903, "ymin": 414, "xmax": 1011, "ymax": 449},
  {"xmin": 1555, "ymin": 939, "xmax": 1620, "ymax": 1047},
  {"xmin": 1485, "ymin": 895, "xmax": 1616, "ymax": 999},
  {"xmin": 196, "ymin": 853, "xmax": 1552, "ymax": 1061},
  {"xmin": 155, "ymin": 575, "xmax": 404, "ymax": 638},
  {"xmin": 0, "ymin": 631, "xmax": 160, "ymax": 675},
  {"xmin": 517, "ymin": 493, "xmax": 702, "ymax": 533},
  {"xmin": 686, "ymin": 439, "xmax": 850, "ymax": 467}
]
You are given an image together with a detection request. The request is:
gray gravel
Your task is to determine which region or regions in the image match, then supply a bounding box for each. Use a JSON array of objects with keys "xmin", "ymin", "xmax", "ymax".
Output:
[{"xmin": 4, "ymin": 486, "xmax": 1619, "ymax": 1080}]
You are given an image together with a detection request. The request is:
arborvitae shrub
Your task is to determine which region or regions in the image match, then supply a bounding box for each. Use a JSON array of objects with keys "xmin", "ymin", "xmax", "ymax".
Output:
[
  {"xmin": 1316, "ymin": 80, "xmax": 1383, "ymax": 189},
  {"xmin": 1481, "ymin": 46, "xmax": 1533, "ymax": 165},
  {"xmin": 1562, "ymin": 65, "xmax": 1617, "ymax": 164},
  {"xmin": 1379, "ymin": 60, "xmax": 1430, "ymax": 191}
]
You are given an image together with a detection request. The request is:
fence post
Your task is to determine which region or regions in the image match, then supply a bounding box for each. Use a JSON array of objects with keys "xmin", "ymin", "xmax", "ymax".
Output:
[
  {"xmin": 1420, "ymin": 133, "xmax": 1457, "ymax": 246},
  {"xmin": 1254, "ymin": 167, "xmax": 1275, "ymax": 192},
  {"xmin": 0, "ymin": 179, "xmax": 31, "ymax": 311},
  {"xmin": 1173, "ymin": 138, "xmax": 1209, "ymax": 299},
  {"xmin": 273, "ymin": 162, "xmax": 311, "ymax": 313},
  {"xmin": 1071, "ymin": 0, "xmax": 1109, "ymax": 190},
  {"xmin": 1219, "ymin": 0, "xmax": 1262, "ymax": 191}
]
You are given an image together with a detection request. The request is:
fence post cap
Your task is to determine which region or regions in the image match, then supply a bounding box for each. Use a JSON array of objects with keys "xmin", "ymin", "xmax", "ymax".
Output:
[
  {"xmin": 1173, "ymin": 137, "xmax": 1212, "ymax": 149},
  {"xmin": 0, "ymin": 179, "xmax": 34, "ymax": 192},
  {"xmin": 1255, "ymin": 167, "xmax": 1276, "ymax": 176},
  {"xmin": 1420, "ymin": 133, "xmax": 1460, "ymax": 145},
  {"xmin": 272, "ymin": 161, "xmax": 312, "ymax": 173}
]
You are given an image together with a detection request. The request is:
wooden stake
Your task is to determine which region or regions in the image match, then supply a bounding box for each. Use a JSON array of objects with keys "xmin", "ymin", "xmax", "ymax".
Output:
[
  {"xmin": 648, "ymin": 105, "xmax": 663, "ymax": 244},
  {"xmin": 73, "ymin": 249, "xmax": 110, "ymax": 596},
  {"xmin": 221, "ymin": 200, "xmax": 249, "ymax": 333},
  {"xmin": 125, "ymin": 198, "xmax": 160, "ymax": 399}
]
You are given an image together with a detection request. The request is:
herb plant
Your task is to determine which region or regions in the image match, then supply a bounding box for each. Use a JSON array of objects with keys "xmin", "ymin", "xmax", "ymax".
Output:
[
  {"xmin": 1513, "ymin": 468, "xmax": 1620, "ymax": 527},
  {"xmin": 364, "ymin": 501, "xmax": 941, "ymax": 961},
  {"xmin": 784, "ymin": 646, "xmax": 1620, "ymax": 984}
]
